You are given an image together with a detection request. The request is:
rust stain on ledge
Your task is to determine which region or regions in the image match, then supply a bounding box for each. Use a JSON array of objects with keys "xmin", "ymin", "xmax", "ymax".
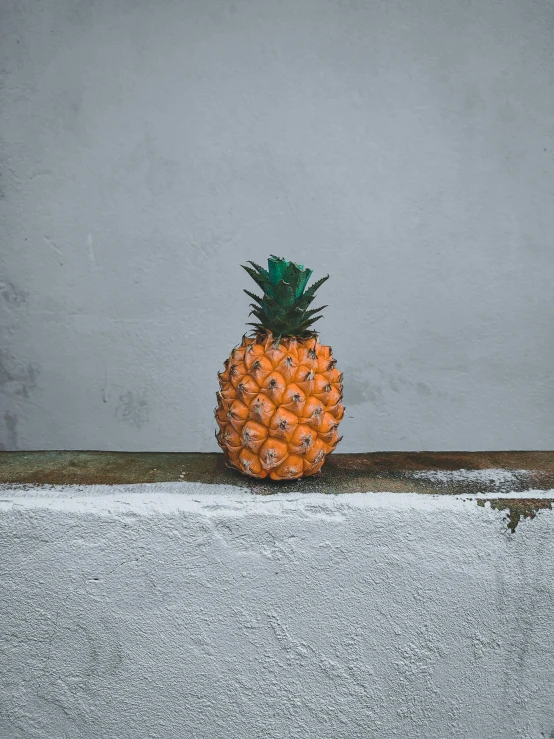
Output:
[{"xmin": 1, "ymin": 450, "xmax": 554, "ymax": 497}]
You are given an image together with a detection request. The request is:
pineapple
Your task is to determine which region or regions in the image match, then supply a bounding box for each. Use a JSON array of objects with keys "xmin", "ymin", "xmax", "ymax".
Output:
[{"xmin": 215, "ymin": 256, "xmax": 344, "ymax": 480}]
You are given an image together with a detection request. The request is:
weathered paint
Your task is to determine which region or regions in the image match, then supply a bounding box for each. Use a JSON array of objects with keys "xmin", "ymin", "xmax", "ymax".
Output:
[
  {"xmin": 2, "ymin": 452, "xmax": 553, "ymax": 531},
  {"xmin": 1, "ymin": 484, "xmax": 553, "ymax": 739},
  {"xmin": 477, "ymin": 497, "xmax": 554, "ymax": 534}
]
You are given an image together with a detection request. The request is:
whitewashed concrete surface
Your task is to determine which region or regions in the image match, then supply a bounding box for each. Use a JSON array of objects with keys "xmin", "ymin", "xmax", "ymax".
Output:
[{"xmin": 1, "ymin": 483, "xmax": 553, "ymax": 739}]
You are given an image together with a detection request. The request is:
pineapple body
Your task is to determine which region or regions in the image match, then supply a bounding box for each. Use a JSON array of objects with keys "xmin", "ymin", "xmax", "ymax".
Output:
[{"xmin": 216, "ymin": 331, "xmax": 344, "ymax": 480}]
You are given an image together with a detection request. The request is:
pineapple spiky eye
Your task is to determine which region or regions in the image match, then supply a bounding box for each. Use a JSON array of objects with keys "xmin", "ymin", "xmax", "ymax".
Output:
[
  {"xmin": 264, "ymin": 449, "xmax": 276, "ymax": 466},
  {"xmin": 308, "ymin": 349, "xmax": 317, "ymax": 359}
]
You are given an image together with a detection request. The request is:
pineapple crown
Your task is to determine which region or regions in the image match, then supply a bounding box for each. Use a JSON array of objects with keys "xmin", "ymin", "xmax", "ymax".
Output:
[{"xmin": 242, "ymin": 255, "xmax": 329, "ymax": 338}]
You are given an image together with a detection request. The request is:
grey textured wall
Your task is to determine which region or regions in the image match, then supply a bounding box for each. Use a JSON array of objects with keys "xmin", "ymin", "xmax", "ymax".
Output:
[{"xmin": 1, "ymin": 0, "xmax": 553, "ymax": 452}]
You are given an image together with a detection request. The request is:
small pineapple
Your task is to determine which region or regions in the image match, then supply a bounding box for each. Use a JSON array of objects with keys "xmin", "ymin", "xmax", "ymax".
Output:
[{"xmin": 215, "ymin": 256, "xmax": 344, "ymax": 480}]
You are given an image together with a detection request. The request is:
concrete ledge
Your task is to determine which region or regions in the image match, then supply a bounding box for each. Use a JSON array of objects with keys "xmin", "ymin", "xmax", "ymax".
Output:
[
  {"xmin": 3, "ymin": 450, "xmax": 554, "ymax": 493},
  {"xmin": 1, "ymin": 454, "xmax": 554, "ymax": 738}
]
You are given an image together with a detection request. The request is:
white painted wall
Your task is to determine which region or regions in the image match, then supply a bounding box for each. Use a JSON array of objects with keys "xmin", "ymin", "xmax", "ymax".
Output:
[
  {"xmin": 1, "ymin": 0, "xmax": 553, "ymax": 452},
  {"xmin": 1, "ymin": 483, "xmax": 553, "ymax": 738}
]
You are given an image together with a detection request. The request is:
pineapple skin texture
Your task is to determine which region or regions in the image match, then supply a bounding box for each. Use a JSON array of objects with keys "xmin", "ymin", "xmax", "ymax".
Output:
[{"xmin": 215, "ymin": 332, "xmax": 344, "ymax": 480}]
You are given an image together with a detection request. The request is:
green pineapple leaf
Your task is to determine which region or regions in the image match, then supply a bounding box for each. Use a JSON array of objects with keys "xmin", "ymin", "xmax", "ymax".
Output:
[{"xmin": 242, "ymin": 257, "xmax": 329, "ymax": 337}]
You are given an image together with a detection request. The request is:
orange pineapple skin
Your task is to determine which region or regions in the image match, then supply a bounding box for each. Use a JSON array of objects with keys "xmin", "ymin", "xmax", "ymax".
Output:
[{"xmin": 215, "ymin": 332, "xmax": 344, "ymax": 480}]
